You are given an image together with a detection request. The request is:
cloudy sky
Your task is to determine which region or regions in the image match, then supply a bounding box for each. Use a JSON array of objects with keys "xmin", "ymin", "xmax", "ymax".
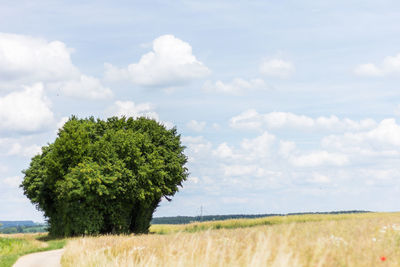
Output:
[{"xmin": 1, "ymin": 1, "xmax": 400, "ymax": 222}]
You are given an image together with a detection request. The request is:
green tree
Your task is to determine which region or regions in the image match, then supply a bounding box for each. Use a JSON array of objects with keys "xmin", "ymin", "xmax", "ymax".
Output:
[{"xmin": 21, "ymin": 116, "xmax": 188, "ymax": 236}]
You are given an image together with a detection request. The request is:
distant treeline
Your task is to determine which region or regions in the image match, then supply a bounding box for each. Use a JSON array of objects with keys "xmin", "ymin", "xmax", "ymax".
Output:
[
  {"xmin": 0, "ymin": 220, "xmax": 47, "ymax": 234},
  {"xmin": 151, "ymin": 210, "xmax": 370, "ymax": 224}
]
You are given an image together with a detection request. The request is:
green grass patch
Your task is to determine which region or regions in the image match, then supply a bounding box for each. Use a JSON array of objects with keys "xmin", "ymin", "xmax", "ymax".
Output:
[{"xmin": 0, "ymin": 234, "xmax": 66, "ymax": 267}]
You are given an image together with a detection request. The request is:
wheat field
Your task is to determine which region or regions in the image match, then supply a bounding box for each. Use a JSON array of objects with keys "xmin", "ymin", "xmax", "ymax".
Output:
[{"xmin": 61, "ymin": 213, "xmax": 400, "ymax": 266}]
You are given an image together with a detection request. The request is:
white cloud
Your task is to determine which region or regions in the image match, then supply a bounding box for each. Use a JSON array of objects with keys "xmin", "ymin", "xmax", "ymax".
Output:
[
  {"xmin": 213, "ymin": 132, "xmax": 276, "ymax": 161},
  {"xmin": 104, "ymin": 35, "xmax": 210, "ymax": 87},
  {"xmin": 230, "ymin": 109, "xmax": 377, "ymax": 132},
  {"xmin": 212, "ymin": 131, "xmax": 277, "ymax": 164},
  {"xmin": 259, "ymin": 58, "xmax": 295, "ymax": 78},
  {"xmin": 354, "ymin": 63, "xmax": 382, "ymax": 76},
  {"xmin": 229, "ymin": 109, "xmax": 263, "ymax": 130},
  {"xmin": 362, "ymin": 169, "xmax": 400, "ymax": 182},
  {"xmin": 263, "ymin": 112, "xmax": 314, "ymax": 129},
  {"xmin": 107, "ymin": 100, "xmax": 175, "ymax": 129},
  {"xmin": 290, "ymin": 151, "xmax": 349, "ymax": 167},
  {"xmin": 181, "ymin": 136, "xmax": 212, "ymax": 154},
  {"xmin": 108, "ymin": 100, "xmax": 159, "ymax": 120},
  {"xmin": 240, "ymin": 131, "xmax": 276, "ymax": 157},
  {"xmin": 212, "ymin": 143, "xmax": 235, "ymax": 159},
  {"xmin": 60, "ymin": 74, "xmax": 113, "ymax": 99},
  {"xmin": 307, "ymin": 173, "xmax": 331, "ymax": 184},
  {"xmin": 278, "ymin": 140, "xmax": 296, "ymax": 158},
  {"xmin": 0, "ymin": 32, "xmax": 79, "ymax": 83},
  {"xmin": 365, "ymin": 119, "xmax": 400, "ymax": 146},
  {"xmin": 212, "ymin": 123, "xmax": 221, "ymax": 130},
  {"xmin": 0, "ymin": 33, "xmax": 111, "ymax": 100},
  {"xmin": 188, "ymin": 176, "xmax": 199, "ymax": 184},
  {"xmin": 202, "ymin": 78, "xmax": 267, "ymax": 95},
  {"xmin": 322, "ymin": 119, "xmax": 400, "ymax": 154},
  {"xmin": 355, "ymin": 53, "xmax": 400, "ymax": 77},
  {"xmin": 56, "ymin": 116, "xmax": 70, "ymax": 132},
  {"xmin": 222, "ymin": 164, "xmax": 271, "ymax": 178},
  {"xmin": 181, "ymin": 136, "xmax": 212, "ymax": 163},
  {"xmin": 1, "ymin": 176, "xmax": 21, "ymax": 188},
  {"xmin": 7, "ymin": 143, "xmax": 41, "ymax": 158},
  {"xmin": 0, "ymin": 137, "xmax": 41, "ymax": 157},
  {"xmin": 0, "ymin": 83, "xmax": 54, "ymax": 133},
  {"xmin": 186, "ymin": 120, "xmax": 206, "ymax": 132}
]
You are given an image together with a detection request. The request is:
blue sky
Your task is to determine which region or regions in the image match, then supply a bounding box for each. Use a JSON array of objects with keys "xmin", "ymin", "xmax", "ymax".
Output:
[{"xmin": 1, "ymin": 1, "xmax": 400, "ymax": 222}]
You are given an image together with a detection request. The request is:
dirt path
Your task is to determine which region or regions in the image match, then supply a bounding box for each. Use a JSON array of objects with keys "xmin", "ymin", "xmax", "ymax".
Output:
[{"xmin": 13, "ymin": 249, "xmax": 64, "ymax": 267}]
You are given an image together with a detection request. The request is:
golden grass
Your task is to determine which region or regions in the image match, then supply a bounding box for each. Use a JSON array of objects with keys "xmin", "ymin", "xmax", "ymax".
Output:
[
  {"xmin": 149, "ymin": 212, "xmax": 386, "ymax": 234},
  {"xmin": 62, "ymin": 212, "xmax": 400, "ymax": 266},
  {"xmin": 0, "ymin": 233, "xmax": 48, "ymax": 250}
]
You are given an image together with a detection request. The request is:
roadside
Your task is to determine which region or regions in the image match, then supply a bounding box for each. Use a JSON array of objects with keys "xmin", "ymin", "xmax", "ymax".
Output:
[
  {"xmin": 0, "ymin": 234, "xmax": 65, "ymax": 267},
  {"xmin": 13, "ymin": 249, "xmax": 64, "ymax": 267}
]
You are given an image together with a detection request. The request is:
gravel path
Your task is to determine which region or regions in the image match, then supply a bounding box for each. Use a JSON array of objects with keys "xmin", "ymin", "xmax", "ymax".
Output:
[{"xmin": 13, "ymin": 249, "xmax": 64, "ymax": 267}]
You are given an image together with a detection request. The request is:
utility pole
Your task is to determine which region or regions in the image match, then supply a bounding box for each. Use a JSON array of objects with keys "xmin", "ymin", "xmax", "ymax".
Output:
[{"xmin": 200, "ymin": 205, "xmax": 203, "ymax": 221}]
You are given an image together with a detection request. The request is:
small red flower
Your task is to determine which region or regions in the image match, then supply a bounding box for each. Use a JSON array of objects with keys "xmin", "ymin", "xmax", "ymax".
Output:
[{"xmin": 381, "ymin": 256, "xmax": 387, "ymax": 262}]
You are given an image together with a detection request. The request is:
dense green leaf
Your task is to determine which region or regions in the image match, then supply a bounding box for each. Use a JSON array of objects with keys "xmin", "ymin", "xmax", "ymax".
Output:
[{"xmin": 21, "ymin": 117, "xmax": 188, "ymax": 236}]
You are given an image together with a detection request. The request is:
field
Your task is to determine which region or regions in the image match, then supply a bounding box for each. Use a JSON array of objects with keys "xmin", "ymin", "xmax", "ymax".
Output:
[
  {"xmin": 61, "ymin": 212, "xmax": 400, "ymax": 266},
  {"xmin": 0, "ymin": 234, "xmax": 65, "ymax": 267}
]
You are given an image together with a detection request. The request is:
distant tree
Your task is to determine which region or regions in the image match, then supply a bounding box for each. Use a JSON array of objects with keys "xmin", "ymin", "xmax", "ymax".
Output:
[
  {"xmin": 2, "ymin": 227, "xmax": 17, "ymax": 234},
  {"xmin": 21, "ymin": 116, "xmax": 188, "ymax": 236}
]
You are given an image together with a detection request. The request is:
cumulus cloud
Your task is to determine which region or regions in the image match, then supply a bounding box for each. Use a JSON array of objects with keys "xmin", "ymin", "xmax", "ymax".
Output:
[
  {"xmin": 169, "ymin": 112, "xmax": 400, "ymax": 214},
  {"xmin": 278, "ymin": 140, "xmax": 296, "ymax": 158},
  {"xmin": 106, "ymin": 100, "xmax": 174, "ymax": 129},
  {"xmin": 1, "ymin": 176, "xmax": 21, "ymax": 188},
  {"xmin": 322, "ymin": 118, "xmax": 400, "ymax": 154},
  {"xmin": 240, "ymin": 131, "xmax": 276, "ymax": 157},
  {"xmin": 222, "ymin": 164, "xmax": 273, "ymax": 178},
  {"xmin": 212, "ymin": 143, "xmax": 235, "ymax": 159},
  {"xmin": 7, "ymin": 142, "xmax": 41, "ymax": 157},
  {"xmin": 355, "ymin": 53, "xmax": 400, "ymax": 77},
  {"xmin": 289, "ymin": 151, "xmax": 349, "ymax": 167},
  {"xmin": 0, "ymin": 32, "xmax": 112, "ymax": 100},
  {"xmin": 230, "ymin": 109, "xmax": 377, "ymax": 132},
  {"xmin": 187, "ymin": 176, "xmax": 199, "ymax": 184},
  {"xmin": 259, "ymin": 58, "xmax": 295, "ymax": 78},
  {"xmin": 108, "ymin": 100, "xmax": 159, "ymax": 120},
  {"xmin": 56, "ymin": 116, "xmax": 70, "ymax": 132},
  {"xmin": 212, "ymin": 132, "xmax": 276, "ymax": 162},
  {"xmin": 181, "ymin": 136, "xmax": 212, "ymax": 153},
  {"xmin": 186, "ymin": 120, "xmax": 206, "ymax": 132},
  {"xmin": 0, "ymin": 83, "xmax": 54, "ymax": 133},
  {"xmin": 0, "ymin": 32, "xmax": 79, "ymax": 83},
  {"xmin": 60, "ymin": 74, "xmax": 113, "ymax": 99},
  {"xmin": 104, "ymin": 35, "xmax": 210, "ymax": 87},
  {"xmin": 306, "ymin": 173, "xmax": 331, "ymax": 184},
  {"xmin": 202, "ymin": 78, "xmax": 267, "ymax": 95},
  {"xmin": 181, "ymin": 136, "xmax": 212, "ymax": 163}
]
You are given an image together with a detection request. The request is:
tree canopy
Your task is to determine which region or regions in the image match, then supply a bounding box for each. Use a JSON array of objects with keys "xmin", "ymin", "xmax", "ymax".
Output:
[{"xmin": 21, "ymin": 116, "xmax": 188, "ymax": 236}]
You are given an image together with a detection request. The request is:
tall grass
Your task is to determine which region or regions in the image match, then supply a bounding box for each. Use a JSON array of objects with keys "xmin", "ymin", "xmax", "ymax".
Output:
[
  {"xmin": 0, "ymin": 234, "xmax": 65, "ymax": 267},
  {"xmin": 150, "ymin": 212, "xmax": 387, "ymax": 234},
  {"xmin": 62, "ymin": 212, "xmax": 400, "ymax": 266}
]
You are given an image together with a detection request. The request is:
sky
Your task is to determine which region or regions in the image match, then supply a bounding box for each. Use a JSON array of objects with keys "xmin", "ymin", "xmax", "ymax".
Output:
[{"xmin": 1, "ymin": 0, "xmax": 400, "ymax": 222}]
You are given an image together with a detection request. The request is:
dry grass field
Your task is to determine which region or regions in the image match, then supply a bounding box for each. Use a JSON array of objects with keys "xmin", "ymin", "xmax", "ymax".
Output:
[{"xmin": 61, "ymin": 212, "xmax": 400, "ymax": 266}]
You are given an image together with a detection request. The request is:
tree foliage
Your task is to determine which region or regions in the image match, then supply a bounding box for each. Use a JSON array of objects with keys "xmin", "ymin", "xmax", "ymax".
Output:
[{"xmin": 21, "ymin": 116, "xmax": 188, "ymax": 236}]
